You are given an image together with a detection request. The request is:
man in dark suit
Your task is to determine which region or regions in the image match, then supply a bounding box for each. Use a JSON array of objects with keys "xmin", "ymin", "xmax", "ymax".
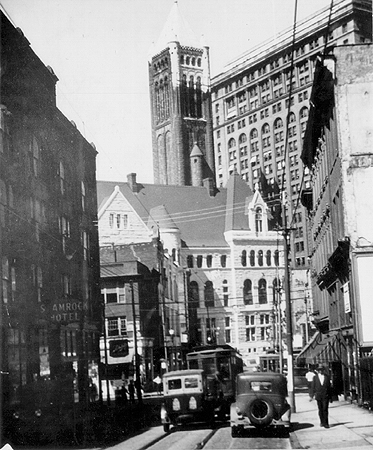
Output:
[{"xmin": 310, "ymin": 365, "xmax": 333, "ymax": 428}]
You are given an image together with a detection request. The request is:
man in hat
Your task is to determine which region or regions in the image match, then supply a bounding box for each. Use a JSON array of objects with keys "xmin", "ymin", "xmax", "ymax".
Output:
[{"xmin": 310, "ymin": 365, "xmax": 333, "ymax": 428}]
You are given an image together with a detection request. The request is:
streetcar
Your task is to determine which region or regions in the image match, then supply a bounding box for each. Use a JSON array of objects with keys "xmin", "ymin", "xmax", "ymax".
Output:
[{"xmin": 186, "ymin": 344, "xmax": 244, "ymax": 409}]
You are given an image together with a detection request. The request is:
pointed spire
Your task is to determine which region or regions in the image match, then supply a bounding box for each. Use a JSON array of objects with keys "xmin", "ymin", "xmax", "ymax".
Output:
[{"xmin": 151, "ymin": 0, "xmax": 200, "ymax": 56}]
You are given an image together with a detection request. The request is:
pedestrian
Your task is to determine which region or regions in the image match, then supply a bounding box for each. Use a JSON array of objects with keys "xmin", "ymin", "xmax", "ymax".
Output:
[
  {"xmin": 305, "ymin": 366, "xmax": 316, "ymax": 398},
  {"xmin": 128, "ymin": 379, "xmax": 135, "ymax": 403},
  {"xmin": 310, "ymin": 365, "xmax": 333, "ymax": 428},
  {"xmin": 121, "ymin": 383, "xmax": 128, "ymax": 404}
]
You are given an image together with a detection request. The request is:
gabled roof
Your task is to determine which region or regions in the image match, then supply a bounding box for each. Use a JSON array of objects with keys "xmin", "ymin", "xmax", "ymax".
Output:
[{"xmin": 97, "ymin": 175, "xmax": 260, "ymax": 249}]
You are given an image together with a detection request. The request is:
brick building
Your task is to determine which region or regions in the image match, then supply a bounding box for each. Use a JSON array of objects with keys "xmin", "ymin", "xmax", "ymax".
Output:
[{"xmin": 1, "ymin": 11, "xmax": 101, "ymax": 443}]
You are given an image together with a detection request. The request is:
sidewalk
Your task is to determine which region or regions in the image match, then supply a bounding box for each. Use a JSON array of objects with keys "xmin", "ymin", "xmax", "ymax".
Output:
[{"xmin": 291, "ymin": 392, "xmax": 373, "ymax": 449}]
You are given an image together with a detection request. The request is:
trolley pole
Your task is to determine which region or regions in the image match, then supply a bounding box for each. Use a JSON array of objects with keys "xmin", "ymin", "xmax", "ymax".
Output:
[{"xmin": 282, "ymin": 201, "xmax": 296, "ymax": 413}]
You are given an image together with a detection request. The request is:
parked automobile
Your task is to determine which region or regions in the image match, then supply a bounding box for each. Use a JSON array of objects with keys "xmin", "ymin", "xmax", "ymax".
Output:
[
  {"xmin": 160, "ymin": 369, "xmax": 225, "ymax": 432},
  {"xmin": 230, "ymin": 372, "xmax": 291, "ymax": 437}
]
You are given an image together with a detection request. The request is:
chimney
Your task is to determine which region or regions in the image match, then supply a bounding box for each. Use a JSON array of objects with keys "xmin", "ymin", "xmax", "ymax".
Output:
[
  {"xmin": 127, "ymin": 173, "xmax": 139, "ymax": 193},
  {"xmin": 203, "ymin": 178, "xmax": 215, "ymax": 197}
]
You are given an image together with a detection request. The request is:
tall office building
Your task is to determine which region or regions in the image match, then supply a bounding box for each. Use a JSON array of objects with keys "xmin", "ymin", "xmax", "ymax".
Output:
[
  {"xmin": 148, "ymin": 1, "xmax": 215, "ymax": 187},
  {"xmin": 211, "ymin": 0, "xmax": 372, "ymax": 270}
]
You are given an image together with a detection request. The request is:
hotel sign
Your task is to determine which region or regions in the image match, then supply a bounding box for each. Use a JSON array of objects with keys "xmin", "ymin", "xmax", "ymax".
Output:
[{"xmin": 40, "ymin": 299, "xmax": 89, "ymax": 323}]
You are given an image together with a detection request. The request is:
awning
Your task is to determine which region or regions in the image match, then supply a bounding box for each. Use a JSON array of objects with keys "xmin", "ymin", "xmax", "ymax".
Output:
[{"xmin": 296, "ymin": 330, "xmax": 340, "ymax": 364}]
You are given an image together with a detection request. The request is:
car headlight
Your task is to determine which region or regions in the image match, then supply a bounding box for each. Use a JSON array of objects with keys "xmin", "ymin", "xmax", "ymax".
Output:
[
  {"xmin": 172, "ymin": 398, "xmax": 180, "ymax": 411},
  {"xmin": 189, "ymin": 396, "xmax": 197, "ymax": 410},
  {"xmin": 236, "ymin": 406, "xmax": 242, "ymax": 416}
]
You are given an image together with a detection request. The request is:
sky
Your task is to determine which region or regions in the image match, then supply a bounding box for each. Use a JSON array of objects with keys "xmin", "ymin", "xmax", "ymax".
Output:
[{"xmin": 1, "ymin": 0, "xmax": 332, "ymax": 184}]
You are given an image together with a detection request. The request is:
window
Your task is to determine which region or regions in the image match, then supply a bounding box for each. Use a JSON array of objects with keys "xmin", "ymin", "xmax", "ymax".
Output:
[
  {"xmin": 255, "ymin": 207, "xmax": 263, "ymax": 232},
  {"xmin": 81, "ymin": 181, "xmax": 86, "ymax": 211},
  {"xmin": 245, "ymin": 315, "xmax": 255, "ymax": 341},
  {"xmin": 190, "ymin": 281, "xmax": 200, "ymax": 307},
  {"xmin": 243, "ymin": 279, "xmax": 253, "ymax": 305},
  {"xmin": 220, "ymin": 255, "xmax": 227, "ymax": 268},
  {"xmin": 266, "ymin": 250, "xmax": 271, "ymax": 266},
  {"xmin": 197, "ymin": 255, "xmax": 203, "ymax": 268},
  {"xmin": 59, "ymin": 161, "xmax": 65, "ymax": 194},
  {"xmin": 258, "ymin": 250, "xmax": 263, "ymax": 266},
  {"xmin": 250, "ymin": 250, "xmax": 255, "ymax": 266},
  {"xmin": 62, "ymin": 274, "xmax": 72, "ymax": 296},
  {"xmin": 258, "ymin": 278, "xmax": 267, "ymax": 304},
  {"xmin": 107, "ymin": 317, "xmax": 127, "ymax": 337},
  {"xmin": 206, "ymin": 255, "xmax": 212, "ymax": 268},
  {"xmin": 187, "ymin": 255, "xmax": 194, "ymax": 268},
  {"xmin": 223, "ymin": 279, "xmax": 229, "ymax": 306},
  {"xmin": 204, "ymin": 281, "xmax": 214, "ymax": 308},
  {"xmin": 241, "ymin": 250, "xmax": 247, "ymax": 267}
]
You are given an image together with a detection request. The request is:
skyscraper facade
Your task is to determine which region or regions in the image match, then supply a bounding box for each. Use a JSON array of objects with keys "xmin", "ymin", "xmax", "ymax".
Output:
[{"xmin": 211, "ymin": 0, "xmax": 372, "ymax": 270}]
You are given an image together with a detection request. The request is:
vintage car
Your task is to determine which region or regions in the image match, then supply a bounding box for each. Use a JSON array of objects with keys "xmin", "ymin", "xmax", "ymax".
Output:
[
  {"xmin": 160, "ymin": 369, "xmax": 225, "ymax": 432},
  {"xmin": 230, "ymin": 372, "xmax": 291, "ymax": 437}
]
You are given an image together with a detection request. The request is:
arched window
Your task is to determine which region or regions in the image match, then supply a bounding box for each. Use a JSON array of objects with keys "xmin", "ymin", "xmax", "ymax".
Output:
[
  {"xmin": 250, "ymin": 128, "xmax": 258, "ymax": 139},
  {"xmin": 258, "ymin": 250, "xmax": 263, "ymax": 266},
  {"xmin": 250, "ymin": 250, "xmax": 255, "ymax": 266},
  {"xmin": 228, "ymin": 138, "xmax": 236, "ymax": 149},
  {"xmin": 262, "ymin": 123, "xmax": 270, "ymax": 135},
  {"xmin": 187, "ymin": 255, "xmax": 194, "ymax": 268},
  {"xmin": 300, "ymin": 106, "xmax": 309, "ymax": 119},
  {"xmin": 220, "ymin": 255, "xmax": 227, "ymax": 268},
  {"xmin": 274, "ymin": 118, "xmax": 283, "ymax": 129},
  {"xmin": 197, "ymin": 255, "xmax": 203, "ymax": 268},
  {"xmin": 274, "ymin": 250, "xmax": 279, "ymax": 266},
  {"xmin": 243, "ymin": 279, "xmax": 253, "ymax": 305},
  {"xmin": 239, "ymin": 133, "xmax": 247, "ymax": 144},
  {"xmin": 258, "ymin": 279, "xmax": 267, "ymax": 304},
  {"xmin": 206, "ymin": 255, "xmax": 213, "ymax": 268},
  {"xmin": 288, "ymin": 112, "xmax": 296, "ymax": 123},
  {"xmin": 223, "ymin": 279, "xmax": 229, "ymax": 306},
  {"xmin": 204, "ymin": 281, "xmax": 214, "ymax": 308},
  {"xmin": 255, "ymin": 207, "xmax": 263, "ymax": 232},
  {"xmin": 190, "ymin": 281, "xmax": 200, "ymax": 306},
  {"xmin": 272, "ymin": 278, "xmax": 280, "ymax": 304},
  {"xmin": 241, "ymin": 250, "xmax": 247, "ymax": 267},
  {"xmin": 266, "ymin": 250, "xmax": 271, "ymax": 266}
]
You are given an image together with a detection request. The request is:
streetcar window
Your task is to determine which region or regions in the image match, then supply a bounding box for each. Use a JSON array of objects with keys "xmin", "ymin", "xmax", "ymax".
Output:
[
  {"xmin": 189, "ymin": 360, "xmax": 199, "ymax": 369},
  {"xmin": 202, "ymin": 358, "xmax": 215, "ymax": 375},
  {"xmin": 217, "ymin": 358, "xmax": 230, "ymax": 380},
  {"xmin": 168, "ymin": 379, "xmax": 182, "ymax": 390},
  {"xmin": 185, "ymin": 377, "xmax": 199, "ymax": 389},
  {"xmin": 250, "ymin": 381, "xmax": 272, "ymax": 392}
]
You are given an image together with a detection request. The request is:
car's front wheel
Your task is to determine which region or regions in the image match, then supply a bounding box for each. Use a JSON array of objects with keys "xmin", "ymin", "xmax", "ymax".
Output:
[
  {"xmin": 163, "ymin": 423, "xmax": 170, "ymax": 432},
  {"xmin": 248, "ymin": 398, "xmax": 274, "ymax": 427}
]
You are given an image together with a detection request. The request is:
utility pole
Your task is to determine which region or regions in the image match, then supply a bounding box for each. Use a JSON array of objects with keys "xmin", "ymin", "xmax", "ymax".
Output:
[{"xmin": 282, "ymin": 198, "xmax": 296, "ymax": 413}]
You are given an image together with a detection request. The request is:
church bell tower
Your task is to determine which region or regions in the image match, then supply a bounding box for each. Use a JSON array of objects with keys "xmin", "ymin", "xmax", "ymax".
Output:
[{"xmin": 148, "ymin": 1, "xmax": 215, "ymax": 186}]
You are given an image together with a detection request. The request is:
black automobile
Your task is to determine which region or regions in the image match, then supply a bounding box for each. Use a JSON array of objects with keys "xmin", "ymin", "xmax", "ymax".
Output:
[{"xmin": 230, "ymin": 372, "xmax": 291, "ymax": 437}]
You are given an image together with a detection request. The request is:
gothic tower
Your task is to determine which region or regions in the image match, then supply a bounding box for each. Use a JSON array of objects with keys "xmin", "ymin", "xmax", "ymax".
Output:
[{"xmin": 148, "ymin": 1, "xmax": 215, "ymax": 186}]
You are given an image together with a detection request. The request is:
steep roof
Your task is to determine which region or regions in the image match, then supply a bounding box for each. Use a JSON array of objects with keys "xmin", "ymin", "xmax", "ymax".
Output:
[
  {"xmin": 150, "ymin": 0, "xmax": 200, "ymax": 57},
  {"xmin": 97, "ymin": 180, "xmax": 228, "ymax": 247},
  {"xmin": 97, "ymin": 174, "xmax": 260, "ymax": 248},
  {"xmin": 225, "ymin": 171, "xmax": 254, "ymax": 232}
]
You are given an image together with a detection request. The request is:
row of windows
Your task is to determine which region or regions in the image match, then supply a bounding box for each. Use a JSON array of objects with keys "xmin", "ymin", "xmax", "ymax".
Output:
[
  {"xmin": 109, "ymin": 213, "xmax": 128, "ymax": 229},
  {"xmin": 240, "ymin": 249, "xmax": 279, "ymax": 267},
  {"xmin": 190, "ymin": 277, "xmax": 280, "ymax": 308},
  {"xmin": 186, "ymin": 254, "xmax": 227, "ymax": 269}
]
